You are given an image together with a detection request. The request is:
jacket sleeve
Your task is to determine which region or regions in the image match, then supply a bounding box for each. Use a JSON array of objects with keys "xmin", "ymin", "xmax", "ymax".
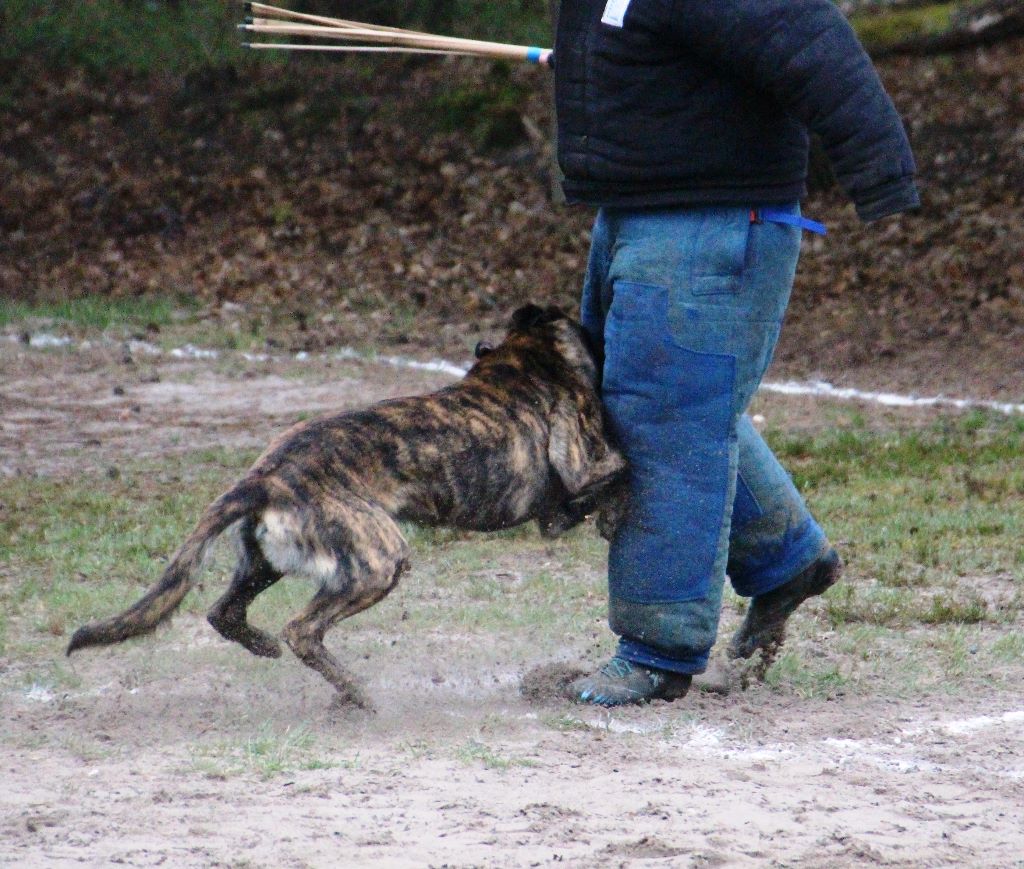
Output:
[{"xmin": 668, "ymin": 0, "xmax": 920, "ymax": 221}]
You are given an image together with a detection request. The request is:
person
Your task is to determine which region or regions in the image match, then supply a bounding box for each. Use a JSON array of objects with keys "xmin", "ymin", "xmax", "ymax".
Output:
[{"xmin": 551, "ymin": 0, "xmax": 920, "ymax": 705}]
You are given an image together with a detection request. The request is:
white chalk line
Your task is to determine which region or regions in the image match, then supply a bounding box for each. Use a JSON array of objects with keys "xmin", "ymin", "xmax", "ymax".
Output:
[
  {"xmin": 760, "ymin": 379, "xmax": 1024, "ymax": 416},
  {"xmin": 902, "ymin": 708, "xmax": 1024, "ymax": 737},
  {"xmin": 6, "ymin": 331, "xmax": 1024, "ymax": 415},
  {"xmin": 558, "ymin": 707, "xmax": 1024, "ymax": 778}
]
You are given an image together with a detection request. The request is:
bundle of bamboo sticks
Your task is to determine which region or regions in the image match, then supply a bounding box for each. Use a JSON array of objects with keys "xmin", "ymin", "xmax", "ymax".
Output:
[{"xmin": 240, "ymin": 2, "xmax": 553, "ymax": 66}]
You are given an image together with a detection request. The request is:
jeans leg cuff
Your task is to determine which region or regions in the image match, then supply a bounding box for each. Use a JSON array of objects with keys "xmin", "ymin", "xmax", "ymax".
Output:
[
  {"xmin": 616, "ymin": 638, "xmax": 709, "ymax": 675},
  {"xmin": 730, "ymin": 533, "xmax": 830, "ymax": 598}
]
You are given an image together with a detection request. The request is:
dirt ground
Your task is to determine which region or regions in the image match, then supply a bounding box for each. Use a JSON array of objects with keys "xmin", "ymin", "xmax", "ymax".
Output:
[{"xmin": 2, "ymin": 338, "xmax": 1023, "ymax": 868}]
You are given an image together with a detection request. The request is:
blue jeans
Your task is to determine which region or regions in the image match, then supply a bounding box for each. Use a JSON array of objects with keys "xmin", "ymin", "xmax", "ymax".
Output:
[{"xmin": 580, "ymin": 205, "xmax": 829, "ymax": 674}]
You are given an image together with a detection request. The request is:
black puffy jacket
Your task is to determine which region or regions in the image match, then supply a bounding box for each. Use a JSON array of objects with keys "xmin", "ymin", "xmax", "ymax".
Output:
[{"xmin": 553, "ymin": 0, "xmax": 920, "ymax": 221}]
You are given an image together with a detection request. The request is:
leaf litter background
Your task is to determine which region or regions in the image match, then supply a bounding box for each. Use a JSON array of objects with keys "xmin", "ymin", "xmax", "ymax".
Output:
[{"xmin": 2, "ymin": 40, "xmax": 1022, "ymax": 397}]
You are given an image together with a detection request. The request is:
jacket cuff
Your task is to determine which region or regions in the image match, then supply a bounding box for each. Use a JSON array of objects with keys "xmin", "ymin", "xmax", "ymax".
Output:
[{"xmin": 855, "ymin": 176, "xmax": 921, "ymax": 222}]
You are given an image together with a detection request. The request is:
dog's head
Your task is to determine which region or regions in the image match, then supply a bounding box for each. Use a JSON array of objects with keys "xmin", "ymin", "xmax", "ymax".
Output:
[
  {"xmin": 496, "ymin": 304, "xmax": 602, "ymax": 385},
  {"xmin": 508, "ymin": 303, "xmax": 567, "ymax": 332},
  {"xmin": 474, "ymin": 305, "xmax": 567, "ymax": 360}
]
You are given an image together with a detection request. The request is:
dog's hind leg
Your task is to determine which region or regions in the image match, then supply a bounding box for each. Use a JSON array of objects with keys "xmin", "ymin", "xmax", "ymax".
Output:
[
  {"xmin": 281, "ymin": 572, "xmax": 403, "ymax": 709},
  {"xmin": 282, "ymin": 497, "xmax": 410, "ymax": 708},
  {"xmin": 207, "ymin": 519, "xmax": 284, "ymax": 658}
]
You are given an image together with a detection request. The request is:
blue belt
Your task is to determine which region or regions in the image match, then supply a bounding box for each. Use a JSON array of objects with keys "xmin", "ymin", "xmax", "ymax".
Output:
[{"xmin": 751, "ymin": 208, "xmax": 827, "ymax": 236}]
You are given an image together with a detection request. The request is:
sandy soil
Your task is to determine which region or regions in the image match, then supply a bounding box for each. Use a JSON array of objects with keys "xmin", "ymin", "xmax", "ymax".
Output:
[
  {"xmin": 2, "ymin": 340, "xmax": 1023, "ymax": 868},
  {"xmin": 5, "ymin": 642, "xmax": 1024, "ymax": 869},
  {"xmin": 0, "ymin": 337, "xmax": 455, "ymax": 479}
]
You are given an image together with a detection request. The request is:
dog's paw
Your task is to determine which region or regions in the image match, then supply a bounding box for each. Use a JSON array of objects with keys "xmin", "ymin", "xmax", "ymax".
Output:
[
  {"xmin": 329, "ymin": 683, "xmax": 375, "ymax": 714},
  {"xmin": 592, "ymin": 481, "xmax": 629, "ymax": 541},
  {"xmin": 596, "ymin": 502, "xmax": 626, "ymax": 540},
  {"xmin": 246, "ymin": 632, "xmax": 283, "ymax": 659},
  {"xmin": 537, "ymin": 513, "xmax": 574, "ymax": 539}
]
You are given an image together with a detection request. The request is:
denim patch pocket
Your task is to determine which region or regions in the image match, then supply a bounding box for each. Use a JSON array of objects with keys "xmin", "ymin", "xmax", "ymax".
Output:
[
  {"xmin": 604, "ymin": 281, "xmax": 692, "ymax": 409},
  {"xmin": 690, "ymin": 208, "xmax": 752, "ymax": 296},
  {"xmin": 605, "ymin": 281, "xmax": 736, "ymax": 431}
]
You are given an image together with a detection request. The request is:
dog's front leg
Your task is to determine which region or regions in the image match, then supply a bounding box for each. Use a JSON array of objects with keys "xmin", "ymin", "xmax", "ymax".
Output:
[
  {"xmin": 593, "ymin": 474, "xmax": 629, "ymax": 541},
  {"xmin": 537, "ymin": 463, "xmax": 628, "ymax": 539}
]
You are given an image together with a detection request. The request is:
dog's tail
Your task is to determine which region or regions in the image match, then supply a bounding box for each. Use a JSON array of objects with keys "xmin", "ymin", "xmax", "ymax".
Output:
[{"xmin": 66, "ymin": 479, "xmax": 268, "ymax": 655}]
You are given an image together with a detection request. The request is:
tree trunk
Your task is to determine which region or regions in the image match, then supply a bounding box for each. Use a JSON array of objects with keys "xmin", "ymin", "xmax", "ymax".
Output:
[{"xmin": 548, "ymin": 0, "xmax": 566, "ymax": 205}]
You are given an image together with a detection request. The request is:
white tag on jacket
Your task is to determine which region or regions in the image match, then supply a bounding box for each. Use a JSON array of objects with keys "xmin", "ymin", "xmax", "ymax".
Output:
[{"xmin": 601, "ymin": 0, "xmax": 632, "ymax": 27}]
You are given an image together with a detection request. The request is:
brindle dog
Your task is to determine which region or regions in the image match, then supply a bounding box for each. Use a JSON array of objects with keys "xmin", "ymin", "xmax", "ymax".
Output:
[{"xmin": 67, "ymin": 305, "xmax": 626, "ymax": 707}]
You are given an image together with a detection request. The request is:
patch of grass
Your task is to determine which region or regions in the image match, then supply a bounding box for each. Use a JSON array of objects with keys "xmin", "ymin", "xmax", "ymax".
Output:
[
  {"xmin": 835, "ymin": 623, "xmax": 889, "ymax": 661},
  {"xmin": 0, "ymin": 455, "xmax": 247, "ymax": 650},
  {"xmin": 990, "ymin": 633, "xmax": 1024, "ymax": 662},
  {"xmin": 19, "ymin": 659, "xmax": 84, "ymax": 695},
  {"xmin": 448, "ymin": 0, "xmax": 553, "ymax": 45},
  {"xmin": 187, "ymin": 446, "xmax": 261, "ymax": 469},
  {"xmin": 542, "ymin": 713, "xmax": 590, "ymax": 733},
  {"xmin": 763, "ymin": 650, "xmax": 848, "ymax": 699},
  {"xmin": 155, "ymin": 320, "xmax": 270, "ymax": 354},
  {"xmin": 0, "ymin": 296, "xmax": 186, "ymax": 332},
  {"xmin": 825, "ymin": 584, "xmax": 913, "ymax": 628},
  {"xmin": 396, "ymin": 524, "xmax": 606, "ymax": 635},
  {"xmin": 191, "ymin": 723, "xmax": 335, "ymax": 780},
  {"xmin": 919, "ymin": 594, "xmax": 988, "ymax": 626},
  {"xmin": 825, "ymin": 585, "xmax": 990, "ymax": 629},
  {"xmin": 1, "ymin": 0, "xmax": 248, "ymax": 78},
  {"xmin": 928, "ymin": 626, "xmax": 974, "ymax": 677},
  {"xmin": 758, "ymin": 413, "xmax": 1024, "ymax": 695},
  {"xmin": 768, "ymin": 414, "xmax": 1024, "ymax": 627},
  {"xmin": 851, "ymin": 2, "xmax": 958, "ymax": 52},
  {"xmin": 401, "ymin": 739, "xmax": 436, "ymax": 760},
  {"xmin": 456, "ymin": 738, "xmax": 538, "ymax": 770},
  {"xmin": 59, "ymin": 732, "xmax": 117, "ymax": 764}
]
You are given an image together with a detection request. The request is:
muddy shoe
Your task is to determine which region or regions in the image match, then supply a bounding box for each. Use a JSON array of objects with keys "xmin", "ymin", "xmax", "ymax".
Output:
[
  {"xmin": 729, "ymin": 548, "xmax": 843, "ymax": 660},
  {"xmin": 567, "ymin": 656, "xmax": 692, "ymax": 707}
]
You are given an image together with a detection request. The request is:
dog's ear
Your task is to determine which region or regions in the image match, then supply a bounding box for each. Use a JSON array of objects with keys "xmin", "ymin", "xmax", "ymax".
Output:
[
  {"xmin": 544, "ymin": 305, "xmax": 569, "ymax": 322},
  {"xmin": 568, "ymin": 319, "xmax": 603, "ymax": 372},
  {"xmin": 548, "ymin": 392, "xmax": 627, "ymax": 498},
  {"xmin": 510, "ymin": 304, "xmax": 547, "ymax": 330},
  {"xmin": 474, "ymin": 341, "xmax": 494, "ymax": 359},
  {"xmin": 510, "ymin": 304, "xmax": 567, "ymax": 331}
]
